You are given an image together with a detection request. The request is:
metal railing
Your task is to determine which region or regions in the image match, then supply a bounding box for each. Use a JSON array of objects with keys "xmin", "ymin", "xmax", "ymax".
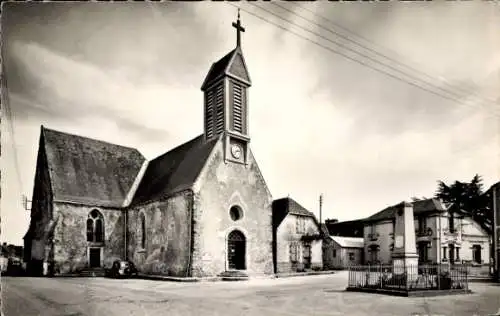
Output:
[{"xmin": 347, "ymin": 263, "xmax": 469, "ymax": 292}]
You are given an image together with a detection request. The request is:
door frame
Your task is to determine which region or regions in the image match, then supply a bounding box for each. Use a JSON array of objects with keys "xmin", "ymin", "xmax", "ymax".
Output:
[
  {"xmin": 87, "ymin": 247, "xmax": 103, "ymax": 268},
  {"xmin": 225, "ymin": 227, "xmax": 249, "ymax": 271}
]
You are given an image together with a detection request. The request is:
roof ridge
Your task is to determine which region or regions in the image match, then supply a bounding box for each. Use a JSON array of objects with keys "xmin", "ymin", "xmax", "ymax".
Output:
[
  {"xmin": 149, "ymin": 134, "xmax": 203, "ymax": 163},
  {"xmin": 42, "ymin": 126, "xmax": 143, "ymax": 154}
]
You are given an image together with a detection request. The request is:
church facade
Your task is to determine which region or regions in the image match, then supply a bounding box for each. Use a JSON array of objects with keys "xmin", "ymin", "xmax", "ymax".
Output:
[{"xmin": 23, "ymin": 15, "xmax": 275, "ymax": 278}]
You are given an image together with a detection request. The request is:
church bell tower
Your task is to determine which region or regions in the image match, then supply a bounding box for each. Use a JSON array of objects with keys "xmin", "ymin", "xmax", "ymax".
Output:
[{"xmin": 201, "ymin": 10, "xmax": 251, "ymax": 165}]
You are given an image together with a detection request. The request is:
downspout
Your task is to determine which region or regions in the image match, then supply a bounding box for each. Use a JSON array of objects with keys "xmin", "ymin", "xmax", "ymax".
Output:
[
  {"xmin": 186, "ymin": 189, "xmax": 195, "ymax": 277},
  {"xmin": 124, "ymin": 210, "xmax": 128, "ymax": 261}
]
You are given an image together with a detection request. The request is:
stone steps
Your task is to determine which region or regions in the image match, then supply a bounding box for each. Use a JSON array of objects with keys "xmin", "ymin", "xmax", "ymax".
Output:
[
  {"xmin": 218, "ymin": 270, "xmax": 249, "ymax": 281},
  {"xmin": 79, "ymin": 268, "xmax": 105, "ymax": 277}
]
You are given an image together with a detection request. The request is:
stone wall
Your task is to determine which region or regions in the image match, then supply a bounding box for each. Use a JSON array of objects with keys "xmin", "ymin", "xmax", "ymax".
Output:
[
  {"xmin": 52, "ymin": 202, "xmax": 124, "ymax": 274},
  {"xmin": 128, "ymin": 191, "xmax": 192, "ymax": 277},
  {"xmin": 191, "ymin": 141, "xmax": 274, "ymax": 277}
]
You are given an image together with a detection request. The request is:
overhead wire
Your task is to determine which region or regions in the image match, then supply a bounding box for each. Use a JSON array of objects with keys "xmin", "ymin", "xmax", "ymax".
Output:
[
  {"xmin": 2, "ymin": 64, "xmax": 25, "ymax": 197},
  {"xmin": 228, "ymin": 2, "xmax": 500, "ymax": 119},
  {"xmin": 289, "ymin": 2, "xmax": 499, "ymax": 106}
]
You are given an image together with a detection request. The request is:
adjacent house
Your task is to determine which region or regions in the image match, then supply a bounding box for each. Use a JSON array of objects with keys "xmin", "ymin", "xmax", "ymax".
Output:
[
  {"xmin": 329, "ymin": 236, "xmax": 364, "ymax": 269},
  {"xmin": 484, "ymin": 181, "xmax": 500, "ymax": 280},
  {"xmin": 272, "ymin": 197, "xmax": 323, "ymax": 273}
]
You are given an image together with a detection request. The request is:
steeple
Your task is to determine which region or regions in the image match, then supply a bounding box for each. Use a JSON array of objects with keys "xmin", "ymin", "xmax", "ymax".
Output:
[{"xmin": 200, "ymin": 11, "xmax": 252, "ymax": 165}]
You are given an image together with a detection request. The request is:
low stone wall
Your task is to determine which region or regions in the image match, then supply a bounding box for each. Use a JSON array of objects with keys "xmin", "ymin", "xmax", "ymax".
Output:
[{"xmin": 276, "ymin": 261, "xmax": 323, "ymax": 273}]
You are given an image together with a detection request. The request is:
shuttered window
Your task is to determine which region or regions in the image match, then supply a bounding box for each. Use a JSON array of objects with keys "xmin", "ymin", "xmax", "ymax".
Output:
[
  {"xmin": 289, "ymin": 242, "xmax": 299, "ymax": 262},
  {"xmin": 215, "ymin": 83, "xmax": 224, "ymax": 135},
  {"xmin": 205, "ymin": 90, "xmax": 214, "ymax": 138},
  {"xmin": 233, "ymin": 82, "xmax": 243, "ymax": 133}
]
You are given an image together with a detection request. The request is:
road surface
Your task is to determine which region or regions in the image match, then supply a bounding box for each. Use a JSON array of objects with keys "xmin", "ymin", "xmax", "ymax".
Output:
[{"xmin": 2, "ymin": 272, "xmax": 500, "ymax": 316}]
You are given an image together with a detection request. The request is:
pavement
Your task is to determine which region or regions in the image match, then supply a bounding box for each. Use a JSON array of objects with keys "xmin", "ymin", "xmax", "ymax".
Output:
[{"xmin": 2, "ymin": 271, "xmax": 500, "ymax": 316}]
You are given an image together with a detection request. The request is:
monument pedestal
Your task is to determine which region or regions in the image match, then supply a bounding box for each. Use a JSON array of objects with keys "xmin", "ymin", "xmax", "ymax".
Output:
[
  {"xmin": 392, "ymin": 255, "xmax": 419, "ymax": 283},
  {"xmin": 392, "ymin": 202, "xmax": 419, "ymax": 285}
]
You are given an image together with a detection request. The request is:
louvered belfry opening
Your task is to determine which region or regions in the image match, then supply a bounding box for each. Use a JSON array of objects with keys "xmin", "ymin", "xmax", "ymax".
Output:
[
  {"xmin": 205, "ymin": 89, "xmax": 214, "ymax": 139},
  {"xmin": 215, "ymin": 83, "xmax": 224, "ymax": 135},
  {"xmin": 232, "ymin": 81, "xmax": 243, "ymax": 133},
  {"xmin": 204, "ymin": 81, "xmax": 225, "ymax": 140}
]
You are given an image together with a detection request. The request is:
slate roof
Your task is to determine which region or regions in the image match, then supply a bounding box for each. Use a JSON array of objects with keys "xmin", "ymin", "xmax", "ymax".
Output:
[
  {"xmin": 201, "ymin": 49, "xmax": 235, "ymax": 90},
  {"xmin": 272, "ymin": 197, "xmax": 319, "ymax": 228},
  {"xmin": 42, "ymin": 127, "xmax": 146, "ymax": 208},
  {"xmin": 131, "ymin": 134, "xmax": 219, "ymax": 205},
  {"xmin": 330, "ymin": 236, "xmax": 364, "ymax": 249},
  {"xmin": 201, "ymin": 47, "xmax": 251, "ymax": 90},
  {"xmin": 363, "ymin": 198, "xmax": 446, "ymax": 223}
]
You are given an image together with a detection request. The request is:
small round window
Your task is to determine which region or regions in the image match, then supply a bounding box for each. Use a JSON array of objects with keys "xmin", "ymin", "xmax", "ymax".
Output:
[{"xmin": 229, "ymin": 206, "xmax": 243, "ymax": 221}]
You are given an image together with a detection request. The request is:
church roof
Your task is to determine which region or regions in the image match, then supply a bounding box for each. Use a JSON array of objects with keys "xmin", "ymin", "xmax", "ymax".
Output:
[
  {"xmin": 41, "ymin": 127, "xmax": 146, "ymax": 208},
  {"xmin": 363, "ymin": 198, "xmax": 446, "ymax": 223},
  {"xmin": 201, "ymin": 47, "xmax": 251, "ymax": 90},
  {"xmin": 131, "ymin": 134, "xmax": 219, "ymax": 205}
]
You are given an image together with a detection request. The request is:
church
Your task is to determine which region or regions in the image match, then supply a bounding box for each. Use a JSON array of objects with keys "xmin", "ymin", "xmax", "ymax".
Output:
[{"xmin": 23, "ymin": 14, "xmax": 277, "ymax": 278}]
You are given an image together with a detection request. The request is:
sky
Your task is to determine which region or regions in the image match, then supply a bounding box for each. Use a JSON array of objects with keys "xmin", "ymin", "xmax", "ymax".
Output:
[{"xmin": 1, "ymin": 2, "xmax": 499, "ymax": 245}]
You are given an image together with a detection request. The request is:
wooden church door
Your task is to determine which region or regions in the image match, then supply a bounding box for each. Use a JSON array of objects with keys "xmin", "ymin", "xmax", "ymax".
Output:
[{"xmin": 228, "ymin": 230, "xmax": 246, "ymax": 270}]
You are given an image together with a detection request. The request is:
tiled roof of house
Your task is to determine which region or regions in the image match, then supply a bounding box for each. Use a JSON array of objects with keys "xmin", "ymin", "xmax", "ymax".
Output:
[
  {"xmin": 272, "ymin": 197, "xmax": 318, "ymax": 228},
  {"xmin": 326, "ymin": 219, "xmax": 365, "ymax": 238},
  {"xmin": 363, "ymin": 198, "xmax": 446, "ymax": 223},
  {"xmin": 42, "ymin": 127, "xmax": 146, "ymax": 208},
  {"xmin": 131, "ymin": 134, "xmax": 219, "ymax": 205},
  {"xmin": 330, "ymin": 236, "xmax": 364, "ymax": 249}
]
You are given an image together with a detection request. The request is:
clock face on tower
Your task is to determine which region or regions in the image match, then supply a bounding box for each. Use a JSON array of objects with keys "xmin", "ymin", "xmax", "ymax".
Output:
[{"xmin": 231, "ymin": 144, "xmax": 242, "ymax": 159}]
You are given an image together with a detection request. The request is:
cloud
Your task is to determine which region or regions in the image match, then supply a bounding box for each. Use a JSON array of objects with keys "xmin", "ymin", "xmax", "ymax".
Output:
[{"xmin": 1, "ymin": 2, "xmax": 499, "ymax": 243}]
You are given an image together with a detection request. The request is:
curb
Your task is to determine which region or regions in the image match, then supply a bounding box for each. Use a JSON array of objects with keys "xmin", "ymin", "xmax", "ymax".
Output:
[{"xmin": 275, "ymin": 271, "xmax": 336, "ymax": 278}]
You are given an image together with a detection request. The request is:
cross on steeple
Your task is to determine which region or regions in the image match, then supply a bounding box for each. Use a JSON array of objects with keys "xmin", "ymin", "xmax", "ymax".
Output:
[{"xmin": 232, "ymin": 9, "xmax": 245, "ymax": 47}]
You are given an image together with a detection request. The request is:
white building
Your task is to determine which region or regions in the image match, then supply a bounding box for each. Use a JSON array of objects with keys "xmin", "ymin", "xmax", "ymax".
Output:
[{"xmin": 362, "ymin": 198, "xmax": 490, "ymax": 270}]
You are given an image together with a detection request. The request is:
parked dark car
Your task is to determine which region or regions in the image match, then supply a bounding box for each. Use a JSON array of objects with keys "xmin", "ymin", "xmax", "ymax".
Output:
[
  {"xmin": 5, "ymin": 257, "xmax": 24, "ymax": 276},
  {"xmin": 106, "ymin": 260, "xmax": 138, "ymax": 278}
]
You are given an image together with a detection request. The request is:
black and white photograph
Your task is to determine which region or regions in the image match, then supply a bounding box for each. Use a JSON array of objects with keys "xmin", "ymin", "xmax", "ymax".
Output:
[{"xmin": 1, "ymin": 1, "xmax": 500, "ymax": 315}]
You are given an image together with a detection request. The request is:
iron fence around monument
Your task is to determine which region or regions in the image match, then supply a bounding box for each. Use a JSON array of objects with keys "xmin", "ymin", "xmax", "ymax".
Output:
[{"xmin": 347, "ymin": 263, "xmax": 469, "ymax": 292}]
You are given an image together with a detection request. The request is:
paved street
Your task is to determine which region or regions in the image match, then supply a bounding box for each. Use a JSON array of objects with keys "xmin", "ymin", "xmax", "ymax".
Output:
[{"xmin": 2, "ymin": 272, "xmax": 500, "ymax": 316}]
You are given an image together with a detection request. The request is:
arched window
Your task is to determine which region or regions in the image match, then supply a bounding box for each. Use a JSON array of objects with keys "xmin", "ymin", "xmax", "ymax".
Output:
[
  {"xmin": 86, "ymin": 219, "xmax": 94, "ymax": 241},
  {"xmin": 87, "ymin": 209, "xmax": 104, "ymax": 243},
  {"xmin": 140, "ymin": 212, "xmax": 146, "ymax": 249}
]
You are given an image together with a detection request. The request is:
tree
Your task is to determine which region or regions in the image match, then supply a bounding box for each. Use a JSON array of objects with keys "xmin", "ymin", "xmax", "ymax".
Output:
[{"xmin": 435, "ymin": 174, "xmax": 492, "ymax": 233}]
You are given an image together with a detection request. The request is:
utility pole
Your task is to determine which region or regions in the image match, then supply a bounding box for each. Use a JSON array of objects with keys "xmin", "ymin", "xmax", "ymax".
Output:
[{"xmin": 319, "ymin": 194, "xmax": 323, "ymax": 224}]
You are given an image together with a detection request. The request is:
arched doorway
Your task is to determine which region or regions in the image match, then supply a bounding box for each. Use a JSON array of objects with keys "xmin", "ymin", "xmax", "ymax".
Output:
[{"xmin": 227, "ymin": 230, "xmax": 246, "ymax": 270}]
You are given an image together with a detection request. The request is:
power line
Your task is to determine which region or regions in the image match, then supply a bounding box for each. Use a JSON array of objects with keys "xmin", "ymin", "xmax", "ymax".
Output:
[
  {"xmin": 245, "ymin": 2, "xmax": 497, "ymax": 113},
  {"xmin": 1, "ymin": 67, "xmax": 25, "ymax": 195},
  {"xmin": 229, "ymin": 3, "xmax": 500, "ymax": 118},
  {"xmin": 290, "ymin": 2, "xmax": 499, "ymax": 106}
]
